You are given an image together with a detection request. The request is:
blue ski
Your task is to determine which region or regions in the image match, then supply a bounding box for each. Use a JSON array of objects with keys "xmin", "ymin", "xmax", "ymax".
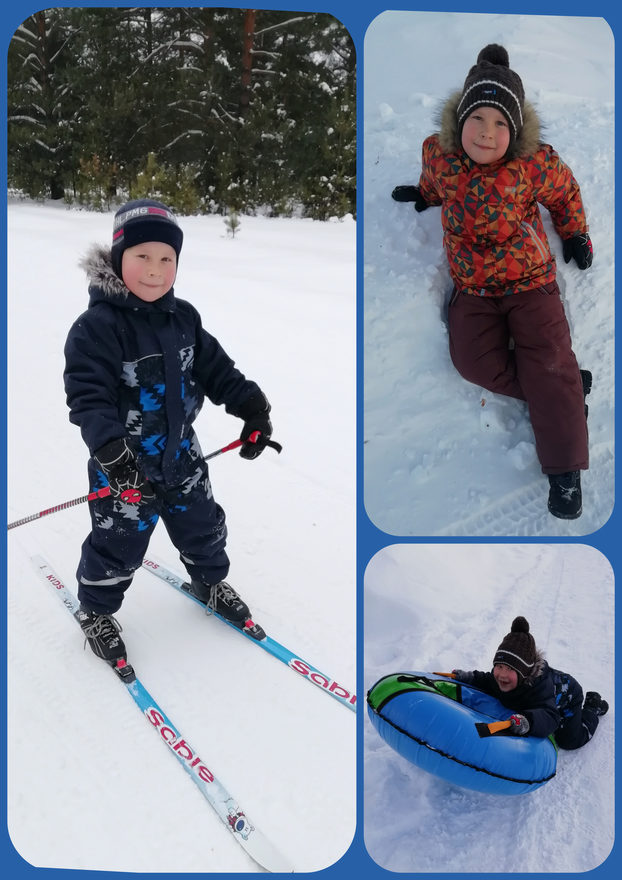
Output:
[
  {"xmin": 141, "ymin": 556, "xmax": 357, "ymax": 713},
  {"xmin": 31, "ymin": 554, "xmax": 294, "ymax": 873}
]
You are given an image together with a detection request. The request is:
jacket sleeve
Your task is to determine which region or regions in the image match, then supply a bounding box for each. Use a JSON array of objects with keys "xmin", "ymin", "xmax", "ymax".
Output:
[
  {"xmin": 192, "ymin": 309, "xmax": 264, "ymax": 416},
  {"xmin": 64, "ymin": 310, "xmax": 128, "ymax": 456},
  {"xmin": 519, "ymin": 686, "xmax": 561, "ymax": 738},
  {"xmin": 467, "ymin": 670, "xmax": 498, "ymax": 694},
  {"xmin": 529, "ymin": 145, "xmax": 589, "ymax": 240},
  {"xmin": 416, "ymin": 135, "xmax": 444, "ymax": 207}
]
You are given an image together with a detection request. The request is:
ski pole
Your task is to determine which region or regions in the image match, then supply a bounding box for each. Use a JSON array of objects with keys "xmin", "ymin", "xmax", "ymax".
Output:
[{"xmin": 7, "ymin": 431, "xmax": 280, "ymax": 531}]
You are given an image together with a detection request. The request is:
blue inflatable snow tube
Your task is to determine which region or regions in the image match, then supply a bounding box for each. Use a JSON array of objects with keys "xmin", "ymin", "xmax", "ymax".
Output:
[{"xmin": 367, "ymin": 672, "xmax": 557, "ymax": 795}]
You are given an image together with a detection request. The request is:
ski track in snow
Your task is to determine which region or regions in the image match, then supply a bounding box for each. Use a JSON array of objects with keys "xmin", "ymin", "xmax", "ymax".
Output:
[
  {"xmin": 363, "ymin": 13, "xmax": 614, "ymax": 537},
  {"xmin": 364, "ymin": 544, "xmax": 614, "ymax": 873}
]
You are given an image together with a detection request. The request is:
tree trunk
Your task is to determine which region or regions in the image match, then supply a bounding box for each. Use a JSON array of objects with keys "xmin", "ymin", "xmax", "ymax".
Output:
[{"xmin": 239, "ymin": 9, "xmax": 256, "ymax": 116}]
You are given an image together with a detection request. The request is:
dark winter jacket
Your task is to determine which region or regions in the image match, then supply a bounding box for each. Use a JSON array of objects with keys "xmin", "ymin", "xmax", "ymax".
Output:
[
  {"xmin": 417, "ymin": 93, "xmax": 590, "ymax": 296},
  {"xmin": 64, "ymin": 245, "xmax": 262, "ymax": 488},
  {"xmin": 465, "ymin": 655, "xmax": 584, "ymax": 738}
]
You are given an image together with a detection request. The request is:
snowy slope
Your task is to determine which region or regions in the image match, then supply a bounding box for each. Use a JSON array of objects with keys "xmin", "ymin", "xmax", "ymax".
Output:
[
  {"xmin": 363, "ymin": 12, "xmax": 614, "ymax": 536},
  {"xmin": 7, "ymin": 201, "xmax": 356, "ymax": 872},
  {"xmin": 364, "ymin": 543, "xmax": 614, "ymax": 873}
]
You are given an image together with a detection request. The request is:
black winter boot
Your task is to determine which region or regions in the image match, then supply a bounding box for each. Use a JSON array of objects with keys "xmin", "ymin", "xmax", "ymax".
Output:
[
  {"xmin": 580, "ymin": 369, "xmax": 592, "ymax": 418},
  {"xmin": 584, "ymin": 691, "xmax": 609, "ymax": 716},
  {"xmin": 77, "ymin": 606, "xmax": 126, "ymax": 662},
  {"xmin": 548, "ymin": 471, "xmax": 582, "ymax": 520},
  {"xmin": 189, "ymin": 579, "xmax": 251, "ymax": 623}
]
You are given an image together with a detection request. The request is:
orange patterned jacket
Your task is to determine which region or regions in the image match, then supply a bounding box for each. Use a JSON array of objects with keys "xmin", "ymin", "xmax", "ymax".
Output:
[{"xmin": 417, "ymin": 95, "xmax": 589, "ymax": 296}]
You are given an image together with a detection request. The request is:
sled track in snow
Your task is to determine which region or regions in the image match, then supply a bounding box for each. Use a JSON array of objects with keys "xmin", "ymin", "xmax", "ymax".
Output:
[{"xmin": 434, "ymin": 442, "xmax": 613, "ymax": 537}]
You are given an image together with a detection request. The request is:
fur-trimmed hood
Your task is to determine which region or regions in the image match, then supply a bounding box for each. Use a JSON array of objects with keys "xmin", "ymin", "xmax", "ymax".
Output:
[
  {"xmin": 79, "ymin": 244, "xmax": 131, "ymax": 299},
  {"xmin": 519, "ymin": 649, "xmax": 547, "ymax": 686},
  {"xmin": 436, "ymin": 90, "xmax": 543, "ymax": 160},
  {"xmin": 78, "ymin": 243, "xmax": 176, "ymax": 310}
]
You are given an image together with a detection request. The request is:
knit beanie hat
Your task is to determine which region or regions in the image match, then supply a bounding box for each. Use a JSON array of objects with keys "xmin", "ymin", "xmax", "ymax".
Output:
[
  {"xmin": 493, "ymin": 616, "xmax": 537, "ymax": 679},
  {"xmin": 111, "ymin": 198, "xmax": 183, "ymax": 280},
  {"xmin": 457, "ymin": 44, "xmax": 525, "ymax": 147}
]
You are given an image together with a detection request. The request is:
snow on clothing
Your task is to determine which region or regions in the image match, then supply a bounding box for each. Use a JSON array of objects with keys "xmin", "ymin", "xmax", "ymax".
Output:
[
  {"xmin": 416, "ymin": 94, "xmax": 589, "ymax": 474},
  {"xmin": 466, "ymin": 657, "xmax": 600, "ymax": 750},
  {"xmin": 65, "ymin": 245, "xmax": 263, "ymax": 614}
]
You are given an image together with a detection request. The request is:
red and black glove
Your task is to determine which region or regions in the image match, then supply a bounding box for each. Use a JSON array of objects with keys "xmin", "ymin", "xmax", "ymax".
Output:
[
  {"xmin": 509, "ymin": 714, "xmax": 530, "ymax": 736},
  {"xmin": 563, "ymin": 233, "xmax": 593, "ymax": 269},
  {"xmin": 237, "ymin": 392, "xmax": 275, "ymax": 460},
  {"xmin": 94, "ymin": 437, "xmax": 155, "ymax": 503}
]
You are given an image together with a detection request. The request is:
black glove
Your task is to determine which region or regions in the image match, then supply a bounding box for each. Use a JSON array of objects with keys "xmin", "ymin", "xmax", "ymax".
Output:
[
  {"xmin": 509, "ymin": 714, "xmax": 530, "ymax": 736},
  {"xmin": 451, "ymin": 669, "xmax": 475, "ymax": 684},
  {"xmin": 563, "ymin": 233, "xmax": 593, "ymax": 269},
  {"xmin": 237, "ymin": 392, "xmax": 273, "ymax": 460},
  {"xmin": 391, "ymin": 185, "xmax": 428, "ymax": 212},
  {"xmin": 94, "ymin": 437, "xmax": 155, "ymax": 503}
]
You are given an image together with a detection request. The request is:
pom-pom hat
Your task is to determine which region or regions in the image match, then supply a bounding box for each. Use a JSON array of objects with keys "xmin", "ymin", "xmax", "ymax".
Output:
[
  {"xmin": 111, "ymin": 198, "xmax": 183, "ymax": 280},
  {"xmin": 493, "ymin": 616, "xmax": 537, "ymax": 679},
  {"xmin": 457, "ymin": 44, "xmax": 525, "ymax": 146}
]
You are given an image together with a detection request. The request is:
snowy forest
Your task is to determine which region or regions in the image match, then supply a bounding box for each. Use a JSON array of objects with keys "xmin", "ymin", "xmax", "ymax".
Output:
[{"xmin": 7, "ymin": 7, "xmax": 355, "ymax": 219}]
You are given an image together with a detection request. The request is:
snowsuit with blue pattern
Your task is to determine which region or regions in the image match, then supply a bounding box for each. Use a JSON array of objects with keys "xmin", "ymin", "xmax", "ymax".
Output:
[
  {"xmin": 64, "ymin": 245, "xmax": 264, "ymax": 614},
  {"xmin": 468, "ymin": 659, "xmax": 599, "ymax": 749}
]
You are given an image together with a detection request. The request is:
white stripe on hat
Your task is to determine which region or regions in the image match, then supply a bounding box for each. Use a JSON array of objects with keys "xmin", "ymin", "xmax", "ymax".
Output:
[
  {"xmin": 457, "ymin": 78, "xmax": 524, "ymax": 136},
  {"xmin": 495, "ymin": 649, "xmax": 536, "ymax": 669}
]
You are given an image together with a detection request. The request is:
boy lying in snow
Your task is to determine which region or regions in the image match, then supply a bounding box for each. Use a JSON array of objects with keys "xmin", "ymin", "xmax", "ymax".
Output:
[{"xmin": 452, "ymin": 616, "xmax": 607, "ymax": 749}]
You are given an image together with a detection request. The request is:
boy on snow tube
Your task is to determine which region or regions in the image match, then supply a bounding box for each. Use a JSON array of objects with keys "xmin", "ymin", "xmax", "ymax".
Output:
[{"xmin": 451, "ymin": 617, "xmax": 608, "ymax": 749}]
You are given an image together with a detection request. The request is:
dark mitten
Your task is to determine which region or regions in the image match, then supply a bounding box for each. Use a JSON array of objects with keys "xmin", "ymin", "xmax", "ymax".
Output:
[
  {"xmin": 451, "ymin": 669, "xmax": 475, "ymax": 684},
  {"xmin": 391, "ymin": 185, "xmax": 428, "ymax": 212},
  {"xmin": 562, "ymin": 233, "xmax": 593, "ymax": 269},
  {"xmin": 237, "ymin": 392, "xmax": 273, "ymax": 460},
  {"xmin": 509, "ymin": 714, "xmax": 530, "ymax": 736},
  {"xmin": 94, "ymin": 437, "xmax": 155, "ymax": 502}
]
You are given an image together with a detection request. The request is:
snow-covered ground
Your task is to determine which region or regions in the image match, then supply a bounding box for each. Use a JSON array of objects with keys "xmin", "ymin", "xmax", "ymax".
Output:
[
  {"xmin": 364, "ymin": 543, "xmax": 615, "ymax": 873},
  {"xmin": 7, "ymin": 201, "xmax": 356, "ymax": 872},
  {"xmin": 364, "ymin": 12, "xmax": 614, "ymax": 536}
]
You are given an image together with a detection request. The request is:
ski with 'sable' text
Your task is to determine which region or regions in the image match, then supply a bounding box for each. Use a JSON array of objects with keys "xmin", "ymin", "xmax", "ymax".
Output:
[
  {"xmin": 31, "ymin": 555, "xmax": 294, "ymax": 873},
  {"xmin": 141, "ymin": 557, "xmax": 357, "ymax": 713}
]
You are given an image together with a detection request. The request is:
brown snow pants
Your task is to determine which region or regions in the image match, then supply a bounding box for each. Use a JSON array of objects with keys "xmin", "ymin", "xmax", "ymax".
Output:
[{"xmin": 448, "ymin": 281, "xmax": 589, "ymax": 474}]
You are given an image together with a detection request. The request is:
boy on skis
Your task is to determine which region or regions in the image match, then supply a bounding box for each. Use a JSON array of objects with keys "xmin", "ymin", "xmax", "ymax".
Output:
[
  {"xmin": 392, "ymin": 44, "xmax": 593, "ymax": 519},
  {"xmin": 452, "ymin": 616, "xmax": 608, "ymax": 749},
  {"xmin": 64, "ymin": 199, "xmax": 275, "ymax": 664}
]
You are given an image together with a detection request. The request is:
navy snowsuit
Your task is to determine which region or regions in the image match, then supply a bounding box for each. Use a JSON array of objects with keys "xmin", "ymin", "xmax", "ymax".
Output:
[
  {"xmin": 64, "ymin": 245, "xmax": 263, "ymax": 614},
  {"xmin": 468, "ymin": 659, "xmax": 599, "ymax": 749}
]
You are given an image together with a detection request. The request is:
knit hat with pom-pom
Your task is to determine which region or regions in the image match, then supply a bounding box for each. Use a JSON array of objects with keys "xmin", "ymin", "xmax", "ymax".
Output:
[
  {"xmin": 457, "ymin": 44, "xmax": 525, "ymax": 146},
  {"xmin": 493, "ymin": 616, "xmax": 537, "ymax": 679}
]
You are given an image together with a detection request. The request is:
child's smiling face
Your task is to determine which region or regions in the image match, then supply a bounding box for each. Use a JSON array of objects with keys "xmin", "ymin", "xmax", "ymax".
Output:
[
  {"xmin": 461, "ymin": 106, "xmax": 511, "ymax": 164},
  {"xmin": 121, "ymin": 240, "xmax": 177, "ymax": 301},
  {"xmin": 493, "ymin": 663, "xmax": 519, "ymax": 692}
]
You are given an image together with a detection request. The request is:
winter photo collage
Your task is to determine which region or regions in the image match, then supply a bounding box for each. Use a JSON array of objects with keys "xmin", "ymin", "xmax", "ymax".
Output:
[{"xmin": 4, "ymin": 3, "xmax": 617, "ymax": 880}]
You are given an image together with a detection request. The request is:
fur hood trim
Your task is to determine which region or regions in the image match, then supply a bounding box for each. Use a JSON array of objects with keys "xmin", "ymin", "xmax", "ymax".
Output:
[
  {"xmin": 436, "ymin": 90, "xmax": 542, "ymax": 160},
  {"xmin": 79, "ymin": 244, "xmax": 130, "ymax": 298},
  {"xmin": 522, "ymin": 649, "xmax": 547, "ymax": 685}
]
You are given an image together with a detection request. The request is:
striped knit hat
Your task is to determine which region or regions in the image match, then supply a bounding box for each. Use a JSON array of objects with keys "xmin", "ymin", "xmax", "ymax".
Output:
[
  {"xmin": 111, "ymin": 198, "xmax": 183, "ymax": 280},
  {"xmin": 457, "ymin": 44, "xmax": 525, "ymax": 147},
  {"xmin": 493, "ymin": 616, "xmax": 537, "ymax": 679}
]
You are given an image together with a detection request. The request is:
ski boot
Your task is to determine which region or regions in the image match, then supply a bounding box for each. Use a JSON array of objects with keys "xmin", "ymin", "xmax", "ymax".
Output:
[
  {"xmin": 77, "ymin": 606, "xmax": 127, "ymax": 663},
  {"xmin": 584, "ymin": 691, "xmax": 609, "ymax": 716},
  {"xmin": 548, "ymin": 471, "xmax": 582, "ymax": 520},
  {"xmin": 188, "ymin": 579, "xmax": 265, "ymax": 640}
]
